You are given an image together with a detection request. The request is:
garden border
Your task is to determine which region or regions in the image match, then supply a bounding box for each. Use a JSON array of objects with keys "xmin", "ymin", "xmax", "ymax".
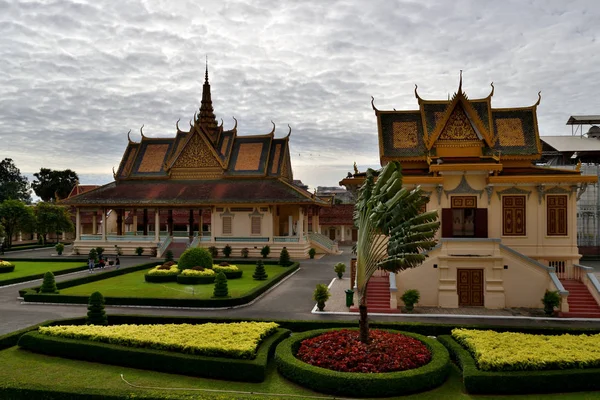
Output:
[
  {"xmin": 20, "ymin": 262, "xmax": 299, "ymax": 308},
  {"xmin": 438, "ymin": 335, "xmax": 600, "ymax": 394},
  {"xmin": 18, "ymin": 328, "xmax": 290, "ymax": 383},
  {"xmin": 0, "ymin": 260, "xmax": 88, "ymax": 287},
  {"xmin": 274, "ymin": 328, "xmax": 450, "ymax": 397}
]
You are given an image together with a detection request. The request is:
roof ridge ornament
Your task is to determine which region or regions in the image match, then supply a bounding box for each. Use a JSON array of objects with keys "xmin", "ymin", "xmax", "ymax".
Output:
[
  {"xmin": 414, "ymin": 84, "xmax": 422, "ymax": 101},
  {"xmin": 489, "ymin": 82, "xmax": 494, "ymax": 98},
  {"xmin": 458, "ymin": 70, "xmax": 463, "ymax": 94},
  {"xmin": 232, "ymin": 116, "xmax": 238, "ymax": 131},
  {"xmin": 140, "ymin": 124, "xmax": 146, "ymax": 139},
  {"xmin": 371, "ymin": 96, "xmax": 379, "ymax": 111},
  {"xmin": 127, "ymin": 129, "xmax": 133, "ymax": 143},
  {"xmin": 176, "ymin": 119, "xmax": 181, "ymax": 133},
  {"xmin": 534, "ymin": 91, "xmax": 541, "ymax": 107},
  {"xmin": 205, "ymin": 55, "xmax": 209, "ymax": 84},
  {"xmin": 286, "ymin": 124, "xmax": 292, "ymax": 138},
  {"xmin": 269, "ymin": 120, "xmax": 276, "ymax": 136}
]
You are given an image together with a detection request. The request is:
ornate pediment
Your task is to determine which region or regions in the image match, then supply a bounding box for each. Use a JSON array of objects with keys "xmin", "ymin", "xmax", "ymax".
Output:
[
  {"xmin": 437, "ymin": 105, "xmax": 480, "ymax": 142},
  {"xmin": 172, "ymin": 133, "xmax": 221, "ymax": 169}
]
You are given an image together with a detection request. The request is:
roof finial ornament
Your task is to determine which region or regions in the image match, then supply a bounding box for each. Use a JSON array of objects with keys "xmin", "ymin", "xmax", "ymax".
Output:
[
  {"xmin": 127, "ymin": 129, "xmax": 133, "ymax": 143},
  {"xmin": 219, "ymin": 118, "xmax": 223, "ymax": 128},
  {"xmin": 489, "ymin": 82, "xmax": 494, "ymax": 97},
  {"xmin": 189, "ymin": 119, "xmax": 193, "ymax": 128},
  {"xmin": 112, "ymin": 166, "xmax": 117, "ymax": 180},
  {"xmin": 353, "ymin": 162, "xmax": 359, "ymax": 175},
  {"xmin": 232, "ymin": 116, "xmax": 238, "ymax": 131},
  {"xmin": 414, "ymin": 84, "xmax": 422, "ymax": 101},
  {"xmin": 286, "ymin": 124, "xmax": 292, "ymax": 138},
  {"xmin": 371, "ymin": 96, "xmax": 379, "ymax": 111},
  {"xmin": 458, "ymin": 70, "xmax": 463, "ymax": 94},
  {"xmin": 205, "ymin": 55, "xmax": 209, "ymax": 84},
  {"xmin": 269, "ymin": 120, "xmax": 276, "ymax": 136},
  {"xmin": 534, "ymin": 91, "xmax": 541, "ymax": 107},
  {"xmin": 140, "ymin": 124, "xmax": 146, "ymax": 138},
  {"xmin": 175, "ymin": 119, "xmax": 181, "ymax": 133}
]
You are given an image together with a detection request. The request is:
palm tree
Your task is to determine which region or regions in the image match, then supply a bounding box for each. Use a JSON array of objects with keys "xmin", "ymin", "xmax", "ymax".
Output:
[{"xmin": 355, "ymin": 161, "xmax": 439, "ymax": 343}]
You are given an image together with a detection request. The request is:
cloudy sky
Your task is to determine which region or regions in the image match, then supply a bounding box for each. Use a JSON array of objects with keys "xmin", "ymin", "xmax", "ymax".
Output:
[{"xmin": 2, "ymin": 0, "xmax": 599, "ymax": 190}]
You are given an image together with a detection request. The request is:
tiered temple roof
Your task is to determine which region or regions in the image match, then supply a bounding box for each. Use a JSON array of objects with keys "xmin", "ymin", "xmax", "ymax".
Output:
[{"xmin": 63, "ymin": 67, "xmax": 326, "ymax": 207}]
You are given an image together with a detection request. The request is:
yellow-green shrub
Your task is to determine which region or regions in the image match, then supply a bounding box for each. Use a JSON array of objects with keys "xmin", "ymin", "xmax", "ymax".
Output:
[
  {"xmin": 39, "ymin": 322, "xmax": 279, "ymax": 359},
  {"xmin": 452, "ymin": 328, "xmax": 600, "ymax": 371},
  {"xmin": 213, "ymin": 265, "xmax": 239, "ymax": 273},
  {"xmin": 181, "ymin": 268, "xmax": 215, "ymax": 277},
  {"xmin": 146, "ymin": 265, "xmax": 179, "ymax": 276}
]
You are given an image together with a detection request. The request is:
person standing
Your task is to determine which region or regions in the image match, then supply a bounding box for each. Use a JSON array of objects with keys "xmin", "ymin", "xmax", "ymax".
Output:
[
  {"xmin": 115, "ymin": 256, "xmax": 121, "ymax": 270},
  {"xmin": 88, "ymin": 257, "xmax": 95, "ymax": 273}
]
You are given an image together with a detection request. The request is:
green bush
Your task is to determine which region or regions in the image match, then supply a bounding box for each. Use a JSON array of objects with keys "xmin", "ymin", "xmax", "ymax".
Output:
[
  {"xmin": 208, "ymin": 246, "xmax": 218, "ymax": 258},
  {"xmin": 164, "ymin": 249, "xmax": 174, "ymax": 262},
  {"xmin": 178, "ymin": 247, "xmax": 213, "ymax": 270},
  {"xmin": 18, "ymin": 328, "xmax": 291, "ymax": 382},
  {"xmin": 275, "ymin": 329, "xmax": 450, "ymax": 397},
  {"xmin": 334, "ymin": 262, "xmax": 346, "ymax": 278},
  {"xmin": 261, "ymin": 245, "xmax": 270, "ymax": 258},
  {"xmin": 39, "ymin": 272, "xmax": 58, "ymax": 294},
  {"xmin": 0, "ymin": 261, "xmax": 15, "ymax": 273},
  {"xmin": 86, "ymin": 292, "xmax": 107, "ymax": 325},
  {"xmin": 308, "ymin": 248, "xmax": 316, "ymax": 259},
  {"xmin": 55, "ymin": 243, "xmax": 65, "ymax": 255},
  {"xmin": 95, "ymin": 247, "xmax": 104, "ymax": 257},
  {"xmin": 223, "ymin": 245, "xmax": 232, "ymax": 258},
  {"xmin": 253, "ymin": 260, "xmax": 268, "ymax": 280},
  {"xmin": 241, "ymin": 247, "xmax": 249, "ymax": 258},
  {"xmin": 438, "ymin": 335, "xmax": 600, "ymax": 394},
  {"xmin": 542, "ymin": 290, "xmax": 560, "ymax": 316},
  {"xmin": 401, "ymin": 289, "xmax": 420, "ymax": 312},
  {"xmin": 213, "ymin": 272, "xmax": 229, "ymax": 297},
  {"xmin": 135, "ymin": 246, "xmax": 144, "ymax": 256},
  {"xmin": 313, "ymin": 283, "xmax": 330, "ymax": 311},
  {"xmin": 212, "ymin": 266, "xmax": 243, "ymax": 279},
  {"xmin": 88, "ymin": 248, "xmax": 98, "ymax": 262},
  {"xmin": 279, "ymin": 247, "xmax": 291, "ymax": 266}
]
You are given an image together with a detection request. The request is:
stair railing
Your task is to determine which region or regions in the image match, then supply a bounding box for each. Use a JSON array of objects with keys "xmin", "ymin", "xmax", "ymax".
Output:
[{"xmin": 574, "ymin": 264, "xmax": 600, "ymax": 307}]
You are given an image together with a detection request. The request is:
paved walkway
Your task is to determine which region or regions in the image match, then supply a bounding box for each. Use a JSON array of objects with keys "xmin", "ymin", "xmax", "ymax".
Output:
[{"xmin": 2, "ymin": 246, "xmax": 600, "ymax": 336}]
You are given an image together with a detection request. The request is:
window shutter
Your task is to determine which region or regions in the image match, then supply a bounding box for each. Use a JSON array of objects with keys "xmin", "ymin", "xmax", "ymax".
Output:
[
  {"xmin": 222, "ymin": 216, "xmax": 232, "ymax": 235},
  {"xmin": 474, "ymin": 208, "xmax": 488, "ymax": 238},
  {"xmin": 251, "ymin": 216, "xmax": 261, "ymax": 235},
  {"xmin": 441, "ymin": 208, "xmax": 453, "ymax": 238},
  {"xmin": 547, "ymin": 195, "xmax": 567, "ymax": 236}
]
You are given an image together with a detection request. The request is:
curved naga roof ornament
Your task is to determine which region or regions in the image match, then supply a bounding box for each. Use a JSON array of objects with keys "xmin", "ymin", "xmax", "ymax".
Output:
[
  {"xmin": 112, "ymin": 166, "xmax": 117, "ymax": 180},
  {"xmin": 414, "ymin": 84, "xmax": 422, "ymax": 101},
  {"xmin": 127, "ymin": 129, "xmax": 134, "ymax": 143},
  {"xmin": 534, "ymin": 91, "xmax": 542, "ymax": 107},
  {"xmin": 269, "ymin": 120, "xmax": 276, "ymax": 136},
  {"xmin": 219, "ymin": 118, "xmax": 224, "ymax": 128},
  {"xmin": 175, "ymin": 118, "xmax": 182, "ymax": 133},
  {"xmin": 488, "ymin": 82, "xmax": 494, "ymax": 98},
  {"xmin": 232, "ymin": 116, "xmax": 238, "ymax": 132},
  {"xmin": 285, "ymin": 124, "xmax": 292, "ymax": 139},
  {"xmin": 140, "ymin": 124, "xmax": 147, "ymax": 139},
  {"xmin": 370, "ymin": 96, "xmax": 379, "ymax": 111}
]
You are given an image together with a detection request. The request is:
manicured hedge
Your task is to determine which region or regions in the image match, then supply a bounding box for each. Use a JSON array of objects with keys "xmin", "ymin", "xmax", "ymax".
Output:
[
  {"xmin": 176, "ymin": 274, "xmax": 215, "ymax": 284},
  {"xmin": 438, "ymin": 335, "xmax": 600, "ymax": 394},
  {"xmin": 275, "ymin": 328, "xmax": 450, "ymax": 397},
  {"xmin": 0, "ymin": 265, "xmax": 15, "ymax": 273},
  {"xmin": 21, "ymin": 262, "xmax": 300, "ymax": 308},
  {"xmin": 18, "ymin": 328, "xmax": 290, "ymax": 382}
]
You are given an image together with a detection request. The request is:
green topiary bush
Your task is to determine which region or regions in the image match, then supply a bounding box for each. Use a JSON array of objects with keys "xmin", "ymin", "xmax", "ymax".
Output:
[
  {"xmin": 88, "ymin": 248, "xmax": 98, "ymax": 262},
  {"xmin": 308, "ymin": 248, "xmax": 316, "ymax": 259},
  {"xmin": 135, "ymin": 246, "xmax": 144, "ymax": 256},
  {"xmin": 542, "ymin": 290, "xmax": 560, "ymax": 316},
  {"xmin": 208, "ymin": 246, "xmax": 218, "ymax": 258},
  {"xmin": 0, "ymin": 260, "xmax": 15, "ymax": 273},
  {"xmin": 164, "ymin": 249, "xmax": 174, "ymax": 262},
  {"xmin": 213, "ymin": 271, "xmax": 229, "ymax": 297},
  {"xmin": 55, "ymin": 243, "xmax": 65, "ymax": 255},
  {"xmin": 253, "ymin": 260, "xmax": 268, "ymax": 280},
  {"xmin": 86, "ymin": 291, "xmax": 108, "ymax": 325},
  {"xmin": 39, "ymin": 271, "xmax": 58, "ymax": 294},
  {"xmin": 178, "ymin": 247, "xmax": 213, "ymax": 270},
  {"xmin": 401, "ymin": 289, "xmax": 420, "ymax": 312},
  {"xmin": 95, "ymin": 247, "xmax": 105, "ymax": 257},
  {"xmin": 261, "ymin": 245, "xmax": 270, "ymax": 258},
  {"xmin": 279, "ymin": 247, "xmax": 291, "ymax": 266},
  {"xmin": 334, "ymin": 262, "xmax": 346, "ymax": 278},
  {"xmin": 313, "ymin": 284, "xmax": 330, "ymax": 311},
  {"xmin": 223, "ymin": 244, "xmax": 232, "ymax": 258}
]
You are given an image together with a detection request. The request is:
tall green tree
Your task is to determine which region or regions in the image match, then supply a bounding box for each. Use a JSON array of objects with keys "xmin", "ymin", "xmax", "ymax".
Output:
[
  {"xmin": 0, "ymin": 200, "xmax": 35, "ymax": 249},
  {"xmin": 354, "ymin": 161, "xmax": 439, "ymax": 343},
  {"xmin": 31, "ymin": 168, "xmax": 79, "ymax": 202},
  {"xmin": 35, "ymin": 202, "xmax": 74, "ymax": 244},
  {"xmin": 0, "ymin": 158, "xmax": 31, "ymax": 204}
]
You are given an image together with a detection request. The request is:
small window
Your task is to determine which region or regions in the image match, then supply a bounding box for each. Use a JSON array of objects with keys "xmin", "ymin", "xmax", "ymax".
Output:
[
  {"xmin": 547, "ymin": 195, "xmax": 567, "ymax": 236},
  {"xmin": 222, "ymin": 216, "xmax": 232, "ymax": 235},
  {"xmin": 251, "ymin": 216, "xmax": 261, "ymax": 235}
]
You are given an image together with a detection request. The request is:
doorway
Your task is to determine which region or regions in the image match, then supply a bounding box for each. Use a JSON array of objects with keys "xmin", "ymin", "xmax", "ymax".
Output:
[{"xmin": 457, "ymin": 269, "xmax": 484, "ymax": 306}]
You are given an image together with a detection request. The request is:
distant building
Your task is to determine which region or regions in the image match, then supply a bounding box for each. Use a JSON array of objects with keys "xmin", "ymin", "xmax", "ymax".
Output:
[{"xmin": 316, "ymin": 186, "xmax": 355, "ymax": 204}]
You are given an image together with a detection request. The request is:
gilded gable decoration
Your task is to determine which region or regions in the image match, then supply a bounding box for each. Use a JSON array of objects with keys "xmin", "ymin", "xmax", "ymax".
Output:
[
  {"xmin": 392, "ymin": 121, "xmax": 418, "ymax": 149},
  {"xmin": 496, "ymin": 118, "xmax": 525, "ymax": 147},
  {"xmin": 496, "ymin": 186, "xmax": 532, "ymax": 201},
  {"xmin": 172, "ymin": 133, "xmax": 222, "ymax": 169},
  {"xmin": 437, "ymin": 106, "xmax": 480, "ymax": 142},
  {"xmin": 444, "ymin": 175, "xmax": 483, "ymax": 199}
]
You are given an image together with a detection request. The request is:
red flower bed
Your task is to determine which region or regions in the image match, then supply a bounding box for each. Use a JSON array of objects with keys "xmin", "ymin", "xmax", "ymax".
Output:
[{"xmin": 297, "ymin": 329, "xmax": 431, "ymax": 373}]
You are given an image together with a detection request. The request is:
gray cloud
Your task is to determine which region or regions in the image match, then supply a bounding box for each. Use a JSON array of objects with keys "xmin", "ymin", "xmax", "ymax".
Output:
[{"xmin": 1, "ymin": 0, "xmax": 599, "ymax": 191}]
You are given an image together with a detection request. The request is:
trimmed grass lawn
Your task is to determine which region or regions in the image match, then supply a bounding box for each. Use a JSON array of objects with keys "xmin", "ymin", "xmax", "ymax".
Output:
[
  {"xmin": 0, "ymin": 261, "xmax": 86, "ymax": 283},
  {"xmin": 2, "ymin": 346, "xmax": 599, "ymax": 399},
  {"xmin": 59, "ymin": 264, "xmax": 289, "ymax": 298}
]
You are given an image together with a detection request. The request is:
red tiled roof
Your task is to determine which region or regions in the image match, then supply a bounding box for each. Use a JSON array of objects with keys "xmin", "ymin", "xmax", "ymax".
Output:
[
  {"xmin": 61, "ymin": 179, "xmax": 326, "ymax": 207},
  {"xmin": 67, "ymin": 185, "xmax": 100, "ymax": 198},
  {"xmin": 319, "ymin": 204, "xmax": 355, "ymax": 226}
]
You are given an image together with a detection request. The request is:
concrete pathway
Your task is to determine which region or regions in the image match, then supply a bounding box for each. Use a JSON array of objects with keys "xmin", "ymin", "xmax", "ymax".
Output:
[{"xmin": 2, "ymin": 247, "xmax": 600, "ymax": 336}]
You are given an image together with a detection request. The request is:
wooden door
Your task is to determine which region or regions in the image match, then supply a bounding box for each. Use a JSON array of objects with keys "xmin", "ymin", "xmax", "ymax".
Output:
[
  {"xmin": 457, "ymin": 269, "xmax": 484, "ymax": 306},
  {"xmin": 351, "ymin": 228, "xmax": 358, "ymax": 241},
  {"xmin": 329, "ymin": 228, "xmax": 336, "ymax": 240},
  {"xmin": 441, "ymin": 208, "xmax": 453, "ymax": 238},
  {"xmin": 474, "ymin": 208, "xmax": 488, "ymax": 238}
]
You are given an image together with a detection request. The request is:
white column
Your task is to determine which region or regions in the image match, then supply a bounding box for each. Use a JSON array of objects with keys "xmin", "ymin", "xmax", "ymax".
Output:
[
  {"xmin": 210, "ymin": 207, "xmax": 216, "ymax": 241},
  {"xmin": 92, "ymin": 213, "xmax": 97, "ymax": 235},
  {"xmin": 75, "ymin": 208, "xmax": 81, "ymax": 241},
  {"xmin": 133, "ymin": 214, "xmax": 138, "ymax": 235},
  {"xmin": 155, "ymin": 209, "xmax": 160, "ymax": 242},
  {"xmin": 101, "ymin": 208, "xmax": 107, "ymax": 241},
  {"xmin": 288, "ymin": 215, "xmax": 293, "ymax": 236},
  {"xmin": 297, "ymin": 208, "xmax": 304, "ymax": 240},
  {"xmin": 341, "ymin": 225, "xmax": 345, "ymax": 242}
]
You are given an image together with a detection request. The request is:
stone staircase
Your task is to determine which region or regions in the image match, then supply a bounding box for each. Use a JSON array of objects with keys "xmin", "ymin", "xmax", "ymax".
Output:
[
  {"xmin": 351, "ymin": 275, "xmax": 399, "ymax": 313},
  {"xmin": 165, "ymin": 241, "xmax": 188, "ymax": 259},
  {"xmin": 560, "ymin": 279, "xmax": 600, "ymax": 318}
]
